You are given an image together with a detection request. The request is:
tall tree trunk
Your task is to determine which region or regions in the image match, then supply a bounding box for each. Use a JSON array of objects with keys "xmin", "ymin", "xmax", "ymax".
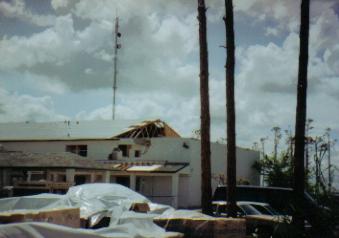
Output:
[
  {"xmin": 293, "ymin": 0, "xmax": 310, "ymax": 229},
  {"xmin": 224, "ymin": 0, "xmax": 237, "ymax": 218},
  {"xmin": 197, "ymin": 0, "xmax": 212, "ymax": 215}
]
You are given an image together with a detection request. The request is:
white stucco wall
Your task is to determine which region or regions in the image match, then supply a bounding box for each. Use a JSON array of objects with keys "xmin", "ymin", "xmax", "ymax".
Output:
[
  {"xmin": 1, "ymin": 139, "xmax": 144, "ymax": 160},
  {"xmin": 1, "ymin": 137, "xmax": 259, "ymax": 208},
  {"xmin": 136, "ymin": 175, "xmax": 173, "ymax": 205},
  {"xmin": 140, "ymin": 138, "xmax": 260, "ymax": 207}
]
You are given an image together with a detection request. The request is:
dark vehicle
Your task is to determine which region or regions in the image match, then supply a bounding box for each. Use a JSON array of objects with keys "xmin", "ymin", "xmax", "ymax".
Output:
[
  {"xmin": 213, "ymin": 185, "xmax": 334, "ymax": 236},
  {"xmin": 212, "ymin": 201, "xmax": 281, "ymax": 217},
  {"xmin": 213, "ymin": 185, "xmax": 316, "ymax": 214}
]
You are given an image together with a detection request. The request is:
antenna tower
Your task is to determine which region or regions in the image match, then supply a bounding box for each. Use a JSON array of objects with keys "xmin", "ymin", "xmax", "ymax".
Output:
[{"xmin": 112, "ymin": 17, "xmax": 121, "ymax": 120}]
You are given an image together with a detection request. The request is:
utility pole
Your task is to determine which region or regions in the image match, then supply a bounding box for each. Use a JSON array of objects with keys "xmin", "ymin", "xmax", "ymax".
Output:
[{"xmin": 112, "ymin": 17, "xmax": 122, "ymax": 120}]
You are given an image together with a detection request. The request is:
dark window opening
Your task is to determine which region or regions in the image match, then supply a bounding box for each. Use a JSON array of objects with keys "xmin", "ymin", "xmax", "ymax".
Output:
[
  {"xmin": 57, "ymin": 174, "xmax": 66, "ymax": 182},
  {"xmin": 95, "ymin": 175, "xmax": 103, "ymax": 182},
  {"xmin": 118, "ymin": 145, "xmax": 131, "ymax": 157},
  {"xmin": 135, "ymin": 150, "xmax": 140, "ymax": 158},
  {"xmin": 74, "ymin": 175, "xmax": 88, "ymax": 185},
  {"xmin": 31, "ymin": 173, "xmax": 45, "ymax": 181},
  {"xmin": 66, "ymin": 145, "xmax": 87, "ymax": 157},
  {"xmin": 136, "ymin": 177, "xmax": 141, "ymax": 192},
  {"xmin": 116, "ymin": 176, "xmax": 130, "ymax": 187}
]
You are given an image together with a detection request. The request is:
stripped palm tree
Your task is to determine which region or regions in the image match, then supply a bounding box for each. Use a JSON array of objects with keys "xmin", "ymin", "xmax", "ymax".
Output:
[
  {"xmin": 224, "ymin": 0, "xmax": 237, "ymax": 217},
  {"xmin": 197, "ymin": 0, "xmax": 212, "ymax": 215},
  {"xmin": 293, "ymin": 0, "xmax": 310, "ymax": 230}
]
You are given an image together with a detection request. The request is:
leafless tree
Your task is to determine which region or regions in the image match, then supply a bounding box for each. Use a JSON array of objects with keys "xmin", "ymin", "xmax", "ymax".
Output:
[{"xmin": 272, "ymin": 126, "xmax": 282, "ymax": 161}]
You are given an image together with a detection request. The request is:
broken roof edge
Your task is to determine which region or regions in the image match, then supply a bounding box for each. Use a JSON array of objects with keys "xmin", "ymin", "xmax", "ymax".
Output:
[{"xmin": 113, "ymin": 119, "xmax": 181, "ymax": 139}]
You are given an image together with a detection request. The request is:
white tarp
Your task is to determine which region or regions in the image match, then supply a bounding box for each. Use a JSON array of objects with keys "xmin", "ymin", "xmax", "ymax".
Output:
[
  {"xmin": 0, "ymin": 222, "xmax": 110, "ymax": 238},
  {"xmin": 66, "ymin": 183, "xmax": 149, "ymax": 218},
  {"xmin": 0, "ymin": 183, "xmax": 182, "ymax": 238},
  {"xmin": 0, "ymin": 193, "xmax": 65, "ymax": 212}
]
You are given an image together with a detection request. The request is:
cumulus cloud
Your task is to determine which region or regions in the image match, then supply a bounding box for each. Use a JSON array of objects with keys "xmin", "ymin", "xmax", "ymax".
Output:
[
  {"xmin": 0, "ymin": 88, "xmax": 67, "ymax": 122},
  {"xmin": 75, "ymin": 91, "xmax": 200, "ymax": 137},
  {"xmin": 0, "ymin": 14, "xmax": 76, "ymax": 70},
  {"xmin": 0, "ymin": 0, "xmax": 55, "ymax": 27},
  {"xmin": 1, "ymin": 0, "xmax": 339, "ymax": 150},
  {"xmin": 51, "ymin": 0, "xmax": 69, "ymax": 10},
  {"xmin": 230, "ymin": 9, "xmax": 339, "ymax": 147},
  {"xmin": 0, "ymin": 1, "xmax": 199, "ymax": 94}
]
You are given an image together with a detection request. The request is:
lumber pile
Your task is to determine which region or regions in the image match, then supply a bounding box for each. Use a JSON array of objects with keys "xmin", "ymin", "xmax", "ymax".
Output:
[
  {"xmin": 129, "ymin": 202, "xmax": 150, "ymax": 213},
  {"xmin": 0, "ymin": 207, "xmax": 80, "ymax": 228}
]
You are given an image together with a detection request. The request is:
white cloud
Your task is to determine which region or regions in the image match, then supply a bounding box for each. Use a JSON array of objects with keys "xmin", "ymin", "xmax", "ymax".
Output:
[
  {"xmin": 51, "ymin": 0, "xmax": 69, "ymax": 10},
  {"xmin": 24, "ymin": 73, "xmax": 69, "ymax": 95},
  {"xmin": 229, "ymin": 12, "xmax": 339, "ymax": 147},
  {"xmin": 75, "ymin": 91, "xmax": 200, "ymax": 137},
  {"xmin": 0, "ymin": 70, "xmax": 68, "ymax": 95},
  {"xmin": 0, "ymin": 1, "xmax": 198, "ymax": 94},
  {"xmin": 0, "ymin": 14, "xmax": 76, "ymax": 70},
  {"xmin": 0, "ymin": 88, "xmax": 67, "ymax": 122},
  {"xmin": 1, "ymin": 0, "xmax": 339, "ymax": 154},
  {"xmin": 84, "ymin": 68, "xmax": 93, "ymax": 75},
  {"xmin": 94, "ymin": 50, "xmax": 113, "ymax": 62},
  {"xmin": 0, "ymin": 0, "xmax": 55, "ymax": 27},
  {"xmin": 265, "ymin": 27, "xmax": 279, "ymax": 37}
]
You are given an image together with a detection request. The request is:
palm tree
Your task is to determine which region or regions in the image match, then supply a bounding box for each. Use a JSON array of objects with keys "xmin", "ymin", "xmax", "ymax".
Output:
[
  {"xmin": 197, "ymin": 0, "xmax": 212, "ymax": 215},
  {"xmin": 293, "ymin": 0, "xmax": 310, "ymax": 229},
  {"xmin": 224, "ymin": 0, "xmax": 237, "ymax": 217}
]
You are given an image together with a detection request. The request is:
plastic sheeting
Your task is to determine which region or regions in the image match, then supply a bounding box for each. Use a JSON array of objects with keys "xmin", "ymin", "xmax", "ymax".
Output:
[
  {"xmin": 0, "ymin": 221, "xmax": 181, "ymax": 238},
  {"xmin": 156, "ymin": 209, "xmax": 213, "ymax": 219},
  {"xmin": 0, "ymin": 183, "xmax": 183, "ymax": 238},
  {"xmin": 0, "ymin": 183, "xmax": 150, "ymax": 220},
  {"xmin": 0, "ymin": 193, "xmax": 65, "ymax": 212},
  {"xmin": 66, "ymin": 183, "xmax": 149, "ymax": 220},
  {"xmin": 0, "ymin": 222, "xmax": 115, "ymax": 238}
]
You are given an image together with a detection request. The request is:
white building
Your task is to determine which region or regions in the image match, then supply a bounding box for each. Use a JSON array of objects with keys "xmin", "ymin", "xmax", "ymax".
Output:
[{"xmin": 0, "ymin": 119, "xmax": 259, "ymax": 208}]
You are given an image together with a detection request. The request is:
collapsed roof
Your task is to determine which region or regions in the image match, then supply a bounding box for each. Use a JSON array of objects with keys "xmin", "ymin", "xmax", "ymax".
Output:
[{"xmin": 0, "ymin": 119, "xmax": 180, "ymax": 141}]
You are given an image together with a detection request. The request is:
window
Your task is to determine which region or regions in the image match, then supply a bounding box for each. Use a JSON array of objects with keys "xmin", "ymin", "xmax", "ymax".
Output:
[
  {"xmin": 135, "ymin": 150, "xmax": 141, "ymax": 158},
  {"xmin": 28, "ymin": 171, "xmax": 46, "ymax": 181},
  {"xmin": 57, "ymin": 174, "xmax": 66, "ymax": 182},
  {"xmin": 116, "ymin": 176, "xmax": 130, "ymax": 187},
  {"xmin": 94, "ymin": 175, "xmax": 103, "ymax": 182},
  {"xmin": 118, "ymin": 145, "xmax": 131, "ymax": 157},
  {"xmin": 66, "ymin": 145, "xmax": 87, "ymax": 157}
]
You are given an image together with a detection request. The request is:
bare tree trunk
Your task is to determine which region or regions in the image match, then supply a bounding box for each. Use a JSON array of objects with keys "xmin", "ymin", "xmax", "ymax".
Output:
[
  {"xmin": 197, "ymin": 0, "xmax": 212, "ymax": 215},
  {"xmin": 224, "ymin": 0, "xmax": 237, "ymax": 218},
  {"xmin": 293, "ymin": 0, "xmax": 310, "ymax": 229}
]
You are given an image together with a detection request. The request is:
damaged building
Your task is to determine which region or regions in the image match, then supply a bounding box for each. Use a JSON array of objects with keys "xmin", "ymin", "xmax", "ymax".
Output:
[{"xmin": 0, "ymin": 119, "xmax": 260, "ymax": 208}]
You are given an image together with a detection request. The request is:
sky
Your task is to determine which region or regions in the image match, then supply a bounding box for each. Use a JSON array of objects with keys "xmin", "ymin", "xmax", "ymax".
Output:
[{"xmin": 1, "ymin": 0, "xmax": 339, "ymax": 185}]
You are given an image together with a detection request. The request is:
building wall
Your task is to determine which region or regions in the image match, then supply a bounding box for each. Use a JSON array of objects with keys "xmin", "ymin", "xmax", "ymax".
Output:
[
  {"xmin": 1, "ymin": 139, "xmax": 144, "ymax": 160},
  {"xmin": 136, "ymin": 175, "xmax": 173, "ymax": 205},
  {"xmin": 142, "ymin": 138, "xmax": 260, "ymax": 207},
  {"xmin": 1, "ymin": 137, "xmax": 259, "ymax": 208}
]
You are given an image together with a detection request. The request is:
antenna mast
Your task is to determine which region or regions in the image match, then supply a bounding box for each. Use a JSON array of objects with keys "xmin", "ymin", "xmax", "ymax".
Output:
[{"xmin": 112, "ymin": 17, "xmax": 121, "ymax": 120}]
